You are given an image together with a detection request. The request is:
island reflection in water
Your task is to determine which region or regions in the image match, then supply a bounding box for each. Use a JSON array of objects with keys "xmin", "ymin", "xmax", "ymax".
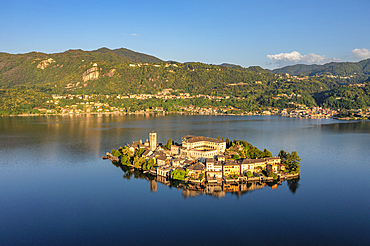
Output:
[{"xmin": 113, "ymin": 162, "xmax": 300, "ymax": 198}]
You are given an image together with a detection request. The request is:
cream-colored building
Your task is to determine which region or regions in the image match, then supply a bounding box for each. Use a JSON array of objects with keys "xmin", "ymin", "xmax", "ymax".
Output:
[{"xmin": 181, "ymin": 135, "xmax": 226, "ymax": 159}]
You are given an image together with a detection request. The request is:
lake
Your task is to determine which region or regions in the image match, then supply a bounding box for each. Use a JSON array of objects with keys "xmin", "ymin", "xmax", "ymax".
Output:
[{"xmin": 1, "ymin": 115, "xmax": 369, "ymax": 245}]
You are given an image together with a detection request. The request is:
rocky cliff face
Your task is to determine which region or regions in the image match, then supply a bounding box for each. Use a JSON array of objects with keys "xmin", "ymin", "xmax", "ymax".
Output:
[
  {"xmin": 106, "ymin": 69, "xmax": 116, "ymax": 77},
  {"xmin": 37, "ymin": 58, "xmax": 55, "ymax": 69},
  {"xmin": 83, "ymin": 67, "xmax": 99, "ymax": 82}
]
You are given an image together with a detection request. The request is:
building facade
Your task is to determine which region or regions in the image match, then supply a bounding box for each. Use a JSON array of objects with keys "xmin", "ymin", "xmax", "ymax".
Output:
[{"xmin": 181, "ymin": 135, "xmax": 226, "ymax": 159}]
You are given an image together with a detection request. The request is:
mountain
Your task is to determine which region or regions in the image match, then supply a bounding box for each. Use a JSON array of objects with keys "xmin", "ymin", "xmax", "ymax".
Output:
[
  {"xmin": 272, "ymin": 64, "xmax": 322, "ymax": 75},
  {"xmin": 0, "ymin": 48, "xmax": 164, "ymax": 88},
  {"xmin": 0, "ymin": 49, "xmax": 276, "ymax": 95},
  {"xmin": 1, "ymin": 48, "xmax": 370, "ymax": 116},
  {"xmin": 273, "ymin": 59, "xmax": 370, "ymax": 76},
  {"xmin": 93, "ymin": 47, "xmax": 163, "ymax": 63},
  {"xmin": 219, "ymin": 63, "xmax": 239, "ymax": 68}
]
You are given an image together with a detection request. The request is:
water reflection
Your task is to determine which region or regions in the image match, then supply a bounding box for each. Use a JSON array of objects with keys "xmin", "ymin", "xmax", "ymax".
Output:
[
  {"xmin": 287, "ymin": 176, "xmax": 300, "ymax": 194},
  {"xmin": 318, "ymin": 120, "xmax": 370, "ymax": 134},
  {"xmin": 114, "ymin": 162, "xmax": 300, "ymax": 198}
]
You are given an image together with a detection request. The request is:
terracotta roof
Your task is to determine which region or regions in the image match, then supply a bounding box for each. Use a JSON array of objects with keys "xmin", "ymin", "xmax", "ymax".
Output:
[
  {"xmin": 223, "ymin": 160, "xmax": 240, "ymax": 166},
  {"xmin": 187, "ymin": 162, "xmax": 205, "ymax": 171},
  {"xmin": 182, "ymin": 135, "xmax": 224, "ymax": 144},
  {"xmin": 128, "ymin": 141, "xmax": 145, "ymax": 148},
  {"xmin": 240, "ymin": 158, "xmax": 268, "ymax": 164},
  {"xmin": 157, "ymin": 155, "xmax": 167, "ymax": 161},
  {"xmin": 142, "ymin": 149, "xmax": 151, "ymax": 156}
]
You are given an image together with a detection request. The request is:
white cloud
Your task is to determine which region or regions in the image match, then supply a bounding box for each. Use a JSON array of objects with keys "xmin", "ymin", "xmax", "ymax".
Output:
[
  {"xmin": 123, "ymin": 33, "xmax": 138, "ymax": 36},
  {"xmin": 267, "ymin": 51, "xmax": 339, "ymax": 67},
  {"xmin": 351, "ymin": 48, "xmax": 370, "ymax": 59}
]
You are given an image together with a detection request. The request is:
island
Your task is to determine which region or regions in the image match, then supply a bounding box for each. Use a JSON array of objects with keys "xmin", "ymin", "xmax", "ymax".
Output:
[{"xmin": 104, "ymin": 132, "xmax": 300, "ymax": 188}]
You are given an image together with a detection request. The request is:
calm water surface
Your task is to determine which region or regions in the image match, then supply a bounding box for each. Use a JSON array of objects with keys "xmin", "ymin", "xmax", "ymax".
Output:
[{"xmin": 1, "ymin": 115, "xmax": 369, "ymax": 245}]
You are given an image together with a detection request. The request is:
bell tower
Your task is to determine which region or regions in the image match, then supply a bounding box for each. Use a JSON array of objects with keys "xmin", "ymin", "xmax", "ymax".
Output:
[{"xmin": 149, "ymin": 131, "xmax": 157, "ymax": 151}]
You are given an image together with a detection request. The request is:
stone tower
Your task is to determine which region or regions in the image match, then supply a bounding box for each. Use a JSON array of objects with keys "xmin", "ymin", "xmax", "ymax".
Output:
[{"xmin": 149, "ymin": 131, "xmax": 157, "ymax": 151}]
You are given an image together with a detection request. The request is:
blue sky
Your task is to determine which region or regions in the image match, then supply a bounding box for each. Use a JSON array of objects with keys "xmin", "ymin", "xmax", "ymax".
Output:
[{"xmin": 1, "ymin": 0, "xmax": 369, "ymax": 68}]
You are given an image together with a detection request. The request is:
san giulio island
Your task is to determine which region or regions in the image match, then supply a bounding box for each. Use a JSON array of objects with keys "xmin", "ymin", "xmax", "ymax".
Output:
[{"xmin": 103, "ymin": 132, "xmax": 301, "ymax": 197}]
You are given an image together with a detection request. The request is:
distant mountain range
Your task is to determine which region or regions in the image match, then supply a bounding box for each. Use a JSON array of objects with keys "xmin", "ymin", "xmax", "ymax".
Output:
[
  {"xmin": 272, "ymin": 59, "xmax": 370, "ymax": 76},
  {"xmin": 1, "ymin": 47, "xmax": 369, "ymax": 92}
]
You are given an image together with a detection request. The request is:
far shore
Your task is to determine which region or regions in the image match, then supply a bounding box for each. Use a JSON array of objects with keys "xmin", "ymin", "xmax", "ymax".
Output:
[{"xmin": 1, "ymin": 111, "xmax": 350, "ymax": 120}]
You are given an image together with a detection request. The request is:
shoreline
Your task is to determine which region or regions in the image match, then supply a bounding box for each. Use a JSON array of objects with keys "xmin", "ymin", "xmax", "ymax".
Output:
[{"xmin": 1, "ymin": 111, "xmax": 353, "ymax": 120}]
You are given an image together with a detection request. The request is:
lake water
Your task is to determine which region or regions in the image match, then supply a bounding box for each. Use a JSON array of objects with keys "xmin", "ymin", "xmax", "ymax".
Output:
[{"xmin": 1, "ymin": 115, "xmax": 369, "ymax": 245}]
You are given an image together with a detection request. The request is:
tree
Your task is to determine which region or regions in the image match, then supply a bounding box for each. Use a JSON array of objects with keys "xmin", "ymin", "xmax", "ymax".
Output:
[
  {"xmin": 278, "ymin": 150, "xmax": 287, "ymax": 160},
  {"xmin": 133, "ymin": 156, "xmax": 145, "ymax": 168},
  {"xmin": 121, "ymin": 146, "xmax": 133, "ymax": 157},
  {"xmin": 170, "ymin": 169, "xmax": 188, "ymax": 181},
  {"xmin": 166, "ymin": 138, "xmax": 173, "ymax": 150},
  {"xmin": 286, "ymin": 151, "xmax": 301, "ymax": 173},
  {"xmin": 262, "ymin": 148, "xmax": 272, "ymax": 157},
  {"xmin": 111, "ymin": 149, "xmax": 121, "ymax": 157},
  {"xmin": 121, "ymin": 155, "xmax": 131, "ymax": 166},
  {"xmin": 233, "ymin": 154, "xmax": 240, "ymax": 159},
  {"xmin": 135, "ymin": 148, "xmax": 145, "ymax": 157},
  {"xmin": 144, "ymin": 158, "xmax": 155, "ymax": 170},
  {"xmin": 279, "ymin": 150, "xmax": 301, "ymax": 173}
]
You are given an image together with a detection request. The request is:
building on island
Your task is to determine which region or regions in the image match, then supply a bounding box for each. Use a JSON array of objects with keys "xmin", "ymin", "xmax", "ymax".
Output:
[
  {"xmin": 222, "ymin": 161, "xmax": 241, "ymax": 177},
  {"xmin": 119, "ymin": 131, "xmax": 287, "ymax": 183},
  {"xmin": 157, "ymin": 166, "xmax": 172, "ymax": 177},
  {"xmin": 180, "ymin": 135, "xmax": 226, "ymax": 159},
  {"xmin": 170, "ymin": 145, "xmax": 180, "ymax": 155},
  {"xmin": 206, "ymin": 158, "xmax": 222, "ymax": 180},
  {"xmin": 149, "ymin": 131, "xmax": 157, "ymax": 151},
  {"xmin": 186, "ymin": 162, "xmax": 205, "ymax": 179}
]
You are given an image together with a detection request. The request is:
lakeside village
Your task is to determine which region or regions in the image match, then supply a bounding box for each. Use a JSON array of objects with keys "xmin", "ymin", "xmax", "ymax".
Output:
[
  {"xmin": 104, "ymin": 132, "xmax": 301, "ymax": 196},
  {"xmin": 27, "ymin": 89, "xmax": 369, "ymax": 119}
]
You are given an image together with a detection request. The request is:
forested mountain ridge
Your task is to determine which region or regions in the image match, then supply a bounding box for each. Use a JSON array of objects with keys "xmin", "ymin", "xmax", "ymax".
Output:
[
  {"xmin": 273, "ymin": 59, "xmax": 370, "ymax": 77},
  {"xmin": 92, "ymin": 47, "xmax": 163, "ymax": 63},
  {"xmin": 0, "ymin": 48, "xmax": 164, "ymax": 88},
  {"xmin": 0, "ymin": 48, "xmax": 370, "ymax": 115},
  {"xmin": 0, "ymin": 48, "xmax": 278, "ymax": 95}
]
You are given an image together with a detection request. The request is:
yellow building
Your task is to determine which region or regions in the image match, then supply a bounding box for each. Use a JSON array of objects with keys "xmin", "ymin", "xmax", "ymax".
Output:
[
  {"xmin": 245, "ymin": 157, "xmax": 281, "ymax": 171},
  {"xmin": 222, "ymin": 161, "xmax": 240, "ymax": 177},
  {"xmin": 253, "ymin": 159, "xmax": 267, "ymax": 170}
]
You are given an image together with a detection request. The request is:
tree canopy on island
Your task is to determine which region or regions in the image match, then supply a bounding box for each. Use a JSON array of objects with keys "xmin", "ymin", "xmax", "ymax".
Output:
[
  {"xmin": 225, "ymin": 139, "xmax": 274, "ymax": 159},
  {"xmin": 279, "ymin": 150, "xmax": 301, "ymax": 174}
]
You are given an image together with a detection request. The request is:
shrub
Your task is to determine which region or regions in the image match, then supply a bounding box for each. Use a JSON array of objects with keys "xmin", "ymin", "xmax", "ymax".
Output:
[
  {"xmin": 233, "ymin": 154, "xmax": 240, "ymax": 160},
  {"xmin": 111, "ymin": 149, "xmax": 121, "ymax": 157},
  {"xmin": 199, "ymin": 173, "xmax": 205, "ymax": 180}
]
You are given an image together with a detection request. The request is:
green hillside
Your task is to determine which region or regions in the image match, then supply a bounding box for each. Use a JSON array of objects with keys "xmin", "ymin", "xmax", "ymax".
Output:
[
  {"xmin": 1, "ymin": 48, "xmax": 370, "ymax": 115},
  {"xmin": 273, "ymin": 59, "xmax": 370, "ymax": 78},
  {"xmin": 93, "ymin": 47, "xmax": 163, "ymax": 63}
]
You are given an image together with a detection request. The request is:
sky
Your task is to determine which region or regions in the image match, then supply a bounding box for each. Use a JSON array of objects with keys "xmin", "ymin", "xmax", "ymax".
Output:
[{"xmin": 1, "ymin": 0, "xmax": 370, "ymax": 68}]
